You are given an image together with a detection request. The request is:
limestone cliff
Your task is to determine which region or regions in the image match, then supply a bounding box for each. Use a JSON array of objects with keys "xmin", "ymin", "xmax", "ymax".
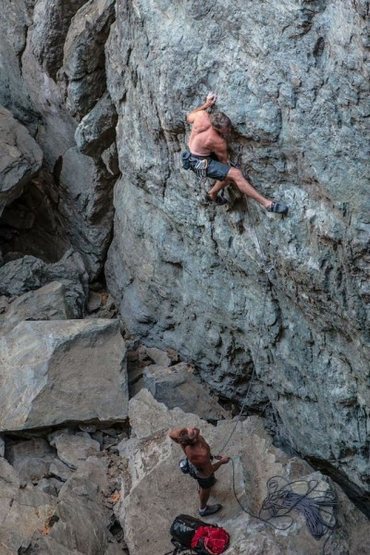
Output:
[
  {"xmin": 0, "ymin": 0, "xmax": 369, "ymax": 518},
  {"xmin": 105, "ymin": 0, "xmax": 369, "ymax": 508}
]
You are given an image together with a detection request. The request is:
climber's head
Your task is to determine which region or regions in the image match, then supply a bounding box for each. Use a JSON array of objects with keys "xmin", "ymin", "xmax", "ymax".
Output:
[
  {"xmin": 210, "ymin": 111, "xmax": 232, "ymax": 137},
  {"xmin": 177, "ymin": 427, "xmax": 200, "ymax": 446}
]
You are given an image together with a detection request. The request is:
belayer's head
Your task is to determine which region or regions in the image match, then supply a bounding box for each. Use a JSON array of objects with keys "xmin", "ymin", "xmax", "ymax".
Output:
[
  {"xmin": 177, "ymin": 427, "xmax": 200, "ymax": 446},
  {"xmin": 210, "ymin": 111, "xmax": 232, "ymax": 137}
]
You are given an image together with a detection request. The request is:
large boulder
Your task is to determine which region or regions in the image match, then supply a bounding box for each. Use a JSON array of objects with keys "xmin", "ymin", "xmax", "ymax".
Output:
[
  {"xmin": 0, "ymin": 319, "xmax": 128, "ymax": 432},
  {"xmin": 116, "ymin": 390, "xmax": 368, "ymax": 555},
  {"xmin": 0, "ymin": 106, "xmax": 42, "ymax": 216}
]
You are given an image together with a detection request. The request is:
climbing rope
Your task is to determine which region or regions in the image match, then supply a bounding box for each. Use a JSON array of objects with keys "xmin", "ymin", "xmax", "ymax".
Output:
[{"xmin": 230, "ymin": 460, "xmax": 339, "ymax": 554}]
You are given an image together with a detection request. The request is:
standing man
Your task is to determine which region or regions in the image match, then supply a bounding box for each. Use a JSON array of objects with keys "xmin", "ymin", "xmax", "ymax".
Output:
[
  {"xmin": 169, "ymin": 426, "xmax": 230, "ymax": 517},
  {"xmin": 185, "ymin": 94, "xmax": 288, "ymax": 214}
]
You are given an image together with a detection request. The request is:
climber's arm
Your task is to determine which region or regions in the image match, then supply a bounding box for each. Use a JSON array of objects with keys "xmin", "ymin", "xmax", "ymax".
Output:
[{"xmin": 187, "ymin": 96, "xmax": 216, "ymax": 124}]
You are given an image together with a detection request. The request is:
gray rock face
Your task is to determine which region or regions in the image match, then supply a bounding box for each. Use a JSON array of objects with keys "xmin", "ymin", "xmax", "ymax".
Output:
[
  {"xmin": 0, "ymin": 319, "xmax": 128, "ymax": 431},
  {"xmin": 0, "ymin": 106, "xmax": 42, "ymax": 215},
  {"xmin": 105, "ymin": 0, "xmax": 370, "ymax": 504},
  {"xmin": 31, "ymin": 0, "xmax": 87, "ymax": 79},
  {"xmin": 75, "ymin": 92, "xmax": 117, "ymax": 156},
  {"xmin": 143, "ymin": 362, "xmax": 228, "ymax": 421},
  {"xmin": 0, "ymin": 0, "xmax": 118, "ymax": 279},
  {"xmin": 60, "ymin": 0, "xmax": 116, "ymax": 119}
]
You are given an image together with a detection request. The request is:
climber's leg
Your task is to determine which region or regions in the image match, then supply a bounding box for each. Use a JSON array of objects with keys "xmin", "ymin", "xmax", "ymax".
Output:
[{"xmin": 226, "ymin": 167, "xmax": 272, "ymax": 209}]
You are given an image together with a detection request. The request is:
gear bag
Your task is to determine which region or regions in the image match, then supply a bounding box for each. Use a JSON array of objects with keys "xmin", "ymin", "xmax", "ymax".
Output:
[{"xmin": 169, "ymin": 514, "xmax": 230, "ymax": 555}]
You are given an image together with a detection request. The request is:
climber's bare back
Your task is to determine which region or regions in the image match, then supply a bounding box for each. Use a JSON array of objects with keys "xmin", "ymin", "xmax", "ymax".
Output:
[{"xmin": 188, "ymin": 110, "xmax": 224, "ymax": 157}]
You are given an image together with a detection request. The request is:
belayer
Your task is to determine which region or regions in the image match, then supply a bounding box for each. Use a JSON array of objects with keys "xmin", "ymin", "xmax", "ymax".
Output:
[
  {"xmin": 169, "ymin": 426, "xmax": 230, "ymax": 517},
  {"xmin": 182, "ymin": 93, "xmax": 288, "ymax": 214}
]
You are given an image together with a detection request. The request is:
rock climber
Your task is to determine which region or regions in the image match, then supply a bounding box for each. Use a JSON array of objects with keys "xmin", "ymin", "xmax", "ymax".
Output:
[
  {"xmin": 183, "ymin": 93, "xmax": 288, "ymax": 213},
  {"xmin": 169, "ymin": 426, "xmax": 230, "ymax": 517}
]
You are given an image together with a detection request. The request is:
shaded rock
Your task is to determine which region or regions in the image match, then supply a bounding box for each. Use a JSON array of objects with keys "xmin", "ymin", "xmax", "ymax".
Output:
[
  {"xmin": 36, "ymin": 477, "xmax": 64, "ymax": 497},
  {"xmin": 57, "ymin": 146, "xmax": 116, "ymax": 276},
  {"xmin": 0, "ymin": 1, "xmax": 118, "ymax": 281},
  {"xmin": 117, "ymin": 390, "xmax": 368, "ymax": 555},
  {"xmin": 49, "ymin": 459, "xmax": 73, "ymax": 483},
  {"xmin": 7, "ymin": 438, "xmax": 56, "ymax": 484},
  {"xmin": 0, "ymin": 457, "xmax": 57, "ymax": 555},
  {"xmin": 87, "ymin": 290, "xmax": 103, "ymax": 313},
  {"xmin": 143, "ymin": 362, "xmax": 228, "ymax": 421},
  {"xmin": 48, "ymin": 430, "xmax": 100, "ymax": 469},
  {"xmin": 75, "ymin": 92, "xmax": 118, "ymax": 156},
  {"xmin": 0, "ymin": 249, "xmax": 88, "ymax": 301},
  {"xmin": 31, "ymin": 0, "xmax": 87, "ymax": 79},
  {"xmin": 60, "ymin": 0, "xmax": 116, "ymax": 119},
  {"xmin": 24, "ymin": 456, "xmax": 118, "ymax": 554},
  {"xmin": 0, "ymin": 106, "xmax": 42, "ymax": 216},
  {"xmin": 0, "ymin": 319, "xmax": 128, "ymax": 432},
  {"xmin": 0, "ymin": 281, "xmax": 81, "ymax": 334},
  {"xmin": 104, "ymin": 544, "xmax": 129, "ymax": 555},
  {"xmin": 145, "ymin": 346, "xmax": 174, "ymax": 367},
  {"xmin": 101, "ymin": 142, "xmax": 120, "ymax": 177},
  {"xmin": 0, "ymin": 434, "xmax": 4, "ymax": 457}
]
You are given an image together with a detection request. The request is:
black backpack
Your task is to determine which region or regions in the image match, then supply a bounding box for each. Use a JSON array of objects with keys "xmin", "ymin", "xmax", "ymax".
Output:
[{"xmin": 168, "ymin": 514, "xmax": 217, "ymax": 555}]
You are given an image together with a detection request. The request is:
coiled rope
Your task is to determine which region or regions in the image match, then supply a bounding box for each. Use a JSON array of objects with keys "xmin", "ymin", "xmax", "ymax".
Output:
[{"xmin": 230, "ymin": 461, "xmax": 338, "ymax": 554}]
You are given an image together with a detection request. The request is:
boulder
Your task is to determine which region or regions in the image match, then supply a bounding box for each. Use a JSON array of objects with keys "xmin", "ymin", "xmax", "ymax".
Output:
[
  {"xmin": 0, "ymin": 319, "xmax": 128, "ymax": 432},
  {"xmin": 0, "ymin": 106, "xmax": 42, "ymax": 216},
  {"xmin": 75, "ymin": 93, "xmax": 118, "ymax": 156},
  {"xmin": 60, "ymin": 0, "xmax": 116, "ymax": 119},
  {"xmin": 23, "ymin": 455, "xmax": 120, "ymax": 554},
  {"xmin": 6, "ymin": 437, "xmax": 71, "ymax": 487},
  {"xmin": 30, "ymin": 0, "xmax": 87, "ymax": 79},
  {"xmin": 0, "ymin": 281, "xmax": 81, "ymax": 335},
  {"xmin": 0, "ymin": 457, "xmax": 57, "ymax": 555},
  {"xmin": 143, "ymin": 362, "xmax": 228, "ymax": 421},
  {"xmin": 48, "ymin": 430, "xmax": 100, "ymax": 469},
  {"xmin": 0, "ymin": 250, "xmax": 88, "ymax": 300},
  {"xmin": 0, "ymin": 451, "xmax": 125, "ymax": 554},
  {"xmin": 116, "ymin": 390, "xmax": 368, "ymax": 555}
]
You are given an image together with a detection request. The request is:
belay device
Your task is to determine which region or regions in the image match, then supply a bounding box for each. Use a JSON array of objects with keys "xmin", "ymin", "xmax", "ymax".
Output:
[{"xmin": 168, "ymin": 514, "xmax": 230, "ymax": 555}]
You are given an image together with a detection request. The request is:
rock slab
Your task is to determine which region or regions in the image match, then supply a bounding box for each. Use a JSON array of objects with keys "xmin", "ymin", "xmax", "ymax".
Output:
[{"xmin": 0, "ymin": 319, "xmax": 128, "ymax": 431}]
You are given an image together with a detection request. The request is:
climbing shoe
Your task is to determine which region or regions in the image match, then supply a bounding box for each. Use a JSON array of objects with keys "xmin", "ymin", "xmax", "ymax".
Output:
[
  {"xmin": 198, "ymin": 504, "xmax": 222, "ymax": 517},
  {"xmin": 206, "ymin": 191, "xmax": 228, "ymax": 206},
  {"xmin": 267, "ymin": 201, "xmax": 288, "ymax": 215}
]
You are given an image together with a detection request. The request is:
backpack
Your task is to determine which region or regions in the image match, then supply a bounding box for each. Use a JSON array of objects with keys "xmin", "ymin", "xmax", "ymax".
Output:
[{"xmin": 169, "ymin": 514, "xmax": 230, "ymax": 555}]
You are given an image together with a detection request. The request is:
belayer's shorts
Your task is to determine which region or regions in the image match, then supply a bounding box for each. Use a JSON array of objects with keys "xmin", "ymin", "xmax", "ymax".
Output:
[
  {"xmin": 195, "ymin": 473, "xmax": 217, "ymax": 489},
  {"xmin": 189, "ymin": 153, "xmax": 230, "ymax": 181}
]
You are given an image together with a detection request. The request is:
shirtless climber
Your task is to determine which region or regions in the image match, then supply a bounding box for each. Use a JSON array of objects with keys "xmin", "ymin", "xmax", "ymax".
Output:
[
  {"xmin": 183, "ymin": 94, "xmax": 288, "ymax": 214},
  {"xmin": 169, "ymin": 426, "xmax": 230, "ymax": 517}
]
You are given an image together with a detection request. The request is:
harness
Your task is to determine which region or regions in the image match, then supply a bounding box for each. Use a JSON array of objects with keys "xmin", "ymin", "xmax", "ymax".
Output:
[{"xmin": 181, "ymin": 151, "xmax": 209, "ymax": 179}]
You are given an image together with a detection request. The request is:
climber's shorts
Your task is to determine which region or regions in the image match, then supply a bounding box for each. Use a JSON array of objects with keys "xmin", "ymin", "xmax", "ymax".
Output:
[{"xmin": 189, "ymin": 153, "xmax": 230, "ymax": 181}]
